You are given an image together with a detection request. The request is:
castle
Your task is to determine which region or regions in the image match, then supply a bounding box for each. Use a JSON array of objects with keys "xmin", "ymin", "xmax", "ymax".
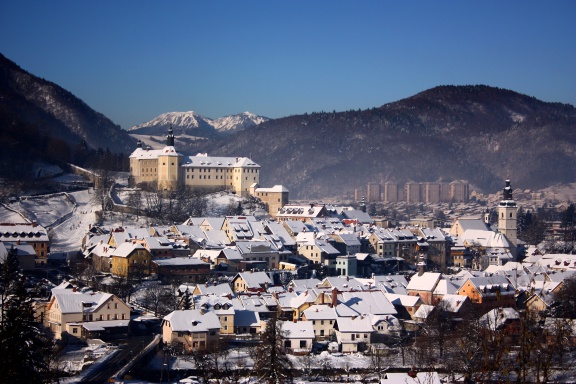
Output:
[{"xmin": 129, "ymin": 126, "xmax": 260, "ymax": 197}]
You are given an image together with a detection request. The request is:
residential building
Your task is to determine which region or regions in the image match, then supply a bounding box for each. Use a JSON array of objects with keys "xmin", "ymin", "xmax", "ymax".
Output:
[
  {"xmin": 44, "ymin": 287, "xmax": 130, "ymax": 341},
  {"xmin": 0, "ymin": 222, "xmax": 50, "ymax": 265},
  {"xmin": 110, "ymin": 242, "xmax": 152, "ymax": 278},
  {"xmin": 281, "ymin": 320, "xmax": 315, "ymax": 354},
  {"xmin": 162, "ymin": 309, "xmax": 221, "ymax": 352}
]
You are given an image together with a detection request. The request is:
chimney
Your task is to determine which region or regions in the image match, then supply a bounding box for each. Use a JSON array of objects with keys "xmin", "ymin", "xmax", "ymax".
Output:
[
  {"xmin": 32, "ymin": 221, "xmax": 37, "ymax": 228},
  {"xmin": 331, "ymin": 287, "xmax": 338, "ymax": 307}
]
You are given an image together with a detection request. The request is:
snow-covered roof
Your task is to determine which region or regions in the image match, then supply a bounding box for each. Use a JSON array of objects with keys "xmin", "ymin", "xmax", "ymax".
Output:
[
  {"xmin": 302, "ymin": 305, "xmax": 339, "ymax": 320},
  {"xmin": 163, "ymin": 309, "xmax": 221, "ymax": 332},
  {"xmin": 234, "ymin": 310, "xmax": 260, "ymax": 327},
  {"xmin": 194, "ymin": 283, "xmax": 233, "ymax": 297},
  {"xmin": 336, "ymin": 315, "xmax": 374, "ymax": 333},
  {"xmin": 234, "ymin": 271, "xmax": 272, "ymax": 288},
  {"xmin": 181, "ymin": 155, "xmax": 260, "ymax": 168},
  {"xmin": 53, "ymin": 292, "xmax": 114, "ymax": 314},
  {"xmin": 440, "ymin": 294, "xmax": 469, "ymax": 313},
  {"xmin": 461, "ymin": 229, "xmax": 510, "ymax": 248},
  {"xmin": 255, "ymin": 185, "xmax": 289, "ymax": 193},
  {"xmin": 384, "ymin": 293, "xmax": 421, "ymax": 307},
  {"xmin": 0, "ymin": 223, "xmax": 49, "ymax": 242},
  {"xmin": 406, "ymin": 272, "xmax": 441, "ymax": 292},
  {"xmin": 111, "ymin": 242, "xmax": 148, "ymax": 258},
  {"xmin": 281, "ymin": 320, "xmax": 315, "ymax": 339},
  {"xmin": 433, "ymin": 279, "xmax": 460, "ymax": 295},
  {"xmin": 340, "ymin": 291, "xmax": 397, "ymax": 316}
]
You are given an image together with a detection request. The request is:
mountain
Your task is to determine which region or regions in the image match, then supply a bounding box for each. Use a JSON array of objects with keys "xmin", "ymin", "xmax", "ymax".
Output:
[
  {"xmin": 205, "ymin": 85, "xmax": 576, "ymax": 199},
  {"xmin": 0, "ymin": 53, "xmax": 135, "ymax": 154},
  {"xmin": 129, "ymin": 110, "xmax": 268, "ymax": 141},
  {"xmin": 213, "ymin": 112, "xmax": 269, "ymax": 135}
]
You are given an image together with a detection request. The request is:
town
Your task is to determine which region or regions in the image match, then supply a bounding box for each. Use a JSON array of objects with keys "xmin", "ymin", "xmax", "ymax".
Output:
[{"xmin": 1, "ymin": 132, "xmax": 575, "ymax": 384}]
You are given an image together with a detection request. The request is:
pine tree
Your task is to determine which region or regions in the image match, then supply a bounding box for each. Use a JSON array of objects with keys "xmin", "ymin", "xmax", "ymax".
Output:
[
  {"xmin": 253, "ymin": 313, "xmax": 293, "ymax": 384},
  {"xmin": 0, "ymin": 246, "xmax": 52, "ymax": 383}
]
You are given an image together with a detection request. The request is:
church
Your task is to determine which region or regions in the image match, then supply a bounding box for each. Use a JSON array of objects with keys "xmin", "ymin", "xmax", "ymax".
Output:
[{"xmin": 129, "ymin": 126, "xmax": 260, "ymax": 197}]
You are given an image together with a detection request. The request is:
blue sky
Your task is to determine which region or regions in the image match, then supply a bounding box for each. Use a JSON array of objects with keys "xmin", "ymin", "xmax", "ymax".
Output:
[{"xmin": 1, "ymin": 1, "xmax": 575, "ymax": 129}]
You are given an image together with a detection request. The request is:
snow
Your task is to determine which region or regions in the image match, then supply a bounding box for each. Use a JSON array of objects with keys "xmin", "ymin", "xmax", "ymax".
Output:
[{"xmin": 0, "ymin": 178, "xmax": 257, "ymax": 254}]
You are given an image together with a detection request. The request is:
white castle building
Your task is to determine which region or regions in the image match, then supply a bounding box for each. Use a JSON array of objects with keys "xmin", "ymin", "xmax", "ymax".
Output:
[{"xmin": 129, "ymin": 126, "xmax": 260, "ymax": 196}]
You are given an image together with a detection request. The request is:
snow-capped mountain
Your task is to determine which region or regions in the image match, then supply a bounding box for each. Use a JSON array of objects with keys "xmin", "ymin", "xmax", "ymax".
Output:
[
  {"xmin": 213, "ymin": 112, "xmax": 269, "ymax": 135},
  {"xmin": 129, "ymin": 111, "xmax": 217, "ymax": 138},
  {"xmin": 129, "ymin": 111, "xmax": 268, "ymax": 139}
]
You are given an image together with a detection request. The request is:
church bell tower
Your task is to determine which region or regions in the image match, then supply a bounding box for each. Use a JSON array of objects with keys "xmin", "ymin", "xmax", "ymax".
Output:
[{"xmin": 498, "ymin": 179, "xmax": 517, "ymax": 257}]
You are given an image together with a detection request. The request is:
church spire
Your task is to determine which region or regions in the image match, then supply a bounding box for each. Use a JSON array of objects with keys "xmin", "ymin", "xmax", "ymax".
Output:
[
  {"xmin": 502, "ymin": 179, "xmax": 514, "ymax": 201},
  {"xmin": 167, "ymin": 124, "xmax": 175, "ymax": 146}
]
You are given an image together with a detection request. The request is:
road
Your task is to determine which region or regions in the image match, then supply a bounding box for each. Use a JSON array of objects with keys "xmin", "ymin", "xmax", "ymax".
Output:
[{"xmin": 80, "ymin": 335, "xmax": 155, "ymax": 384}]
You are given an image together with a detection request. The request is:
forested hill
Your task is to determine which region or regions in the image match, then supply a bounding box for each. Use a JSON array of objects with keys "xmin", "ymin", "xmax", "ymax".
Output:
[
  {"xmin": 205, "ymin": 85, "xmax": 576, "ymax": 199},
  {"xmin": 0, "ymin": 53, "xmax": 135, "ymax": 154}
]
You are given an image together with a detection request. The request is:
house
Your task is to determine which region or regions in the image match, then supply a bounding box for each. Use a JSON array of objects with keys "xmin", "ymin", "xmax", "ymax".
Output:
[
  {"xmin": 301, "ymin": 304, "xmax": 338, "ymax": 340},
  {"xmin": 281, "ymin": 320, "xmax": 315, "ymax": 354},
  {"xmin": 193, "ymin": 295, "xmax": 235, "ymax": 335},
  {"xmin": 449, "ymin": 217, "xmax": 489, "ymax": 237},
  {"xmin": 44, "ymin": 288, "xmax": 130, "ymax": 341},
  {"xmin": 222, "ymin": 216, "xmax": 258, "ymax": 243},
  {"xmin": 384, "ymin": 293, "xmax": 422, "ymax": 320},
  {"xmin": 298, "ymin": 238, "xmax": 341, "ymax": 274},
  {"xmin": 480, "ymin": 307, "xmax": 521, "ymax": 338},
  {"xmin": 339, "ymin": 290, "xmax": 398, "ymax": 317},
  {"xmin": 0, "ymin": 222, "xmax": 50, "ymax": 265},
  {"xmin": 152, "ymin": 257, "xmax": 211, "ymax": 284},
  {"xmin": 235, "ymin": 240, "xmax": 280, "ymax": 270},
  {"xmin": 373, "ymin": 274, "xmax": 409, "ymax": 295},
  {"xmin": 334, "ymin": 315, "xmax": 374, "ymax": 353},
  {"xmin": 406, "ymin": 272, "xmax": 442, "ymax": 305},
  {"xmin": 234, "ymin": 310, "xmax": 262, "ymax": 336},
  {"xmin": 231, "ymin": 271, "xmax": 273, "ymax": 293},
  {"xmin": 89, "ymin": 242, "xmax": 115, "ymax": 273},
  {"xmin": 162, "ymin": 309, "xmax": 221, "ymax": 352},
  {"xmin": 456, "ymin": 275, "xmax": 516, "ymax": 309},
  {"xmin": 0, "ymin": 242, "xmax": 36, "ymax": 270},
  {"xmin": 329, "ymin": 233, "xmax": 362, "ymax": 256},
  {"xmin": 192, "ymin": 282, "xmax": 234, "ymax": 297},
  {"xmin": 110, "ymin": 242, "xmax": 152, "ymax": 278},
  {"xmin": 371, "ymin": 314, "xmax": 402, "ymax": 339}
]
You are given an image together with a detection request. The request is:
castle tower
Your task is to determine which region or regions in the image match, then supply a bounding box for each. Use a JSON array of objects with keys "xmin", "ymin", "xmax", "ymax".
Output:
[
  {"xmin": 157, "ymin": 126, "xmax": 182, "ymax": 190},
  {"xmin": 166, "ymin": 124, "xmax": 175, "ymax": 146},
  {"xmin": 498, "ymin": 179, "xmax": 517, "ymax": 257}
]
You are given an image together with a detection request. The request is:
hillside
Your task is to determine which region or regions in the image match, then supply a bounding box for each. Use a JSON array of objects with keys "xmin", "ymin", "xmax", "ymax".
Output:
[
  {"xmin": 206, "ymin": 85, "xmax": 576, "ymax": 199},
  {"xmin": 0, "ymin": 53, "xmax": 135, "ymax": 154}
]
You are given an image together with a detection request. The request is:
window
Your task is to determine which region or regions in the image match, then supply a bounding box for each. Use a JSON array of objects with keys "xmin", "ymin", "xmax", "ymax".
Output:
[
  {"xmin": 300, "ymin": 340, "xmax": 307, "ymax": 348},
  {"xmin": 72, "ymin": 328, "xmax": 78, "ymax": 334}
]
